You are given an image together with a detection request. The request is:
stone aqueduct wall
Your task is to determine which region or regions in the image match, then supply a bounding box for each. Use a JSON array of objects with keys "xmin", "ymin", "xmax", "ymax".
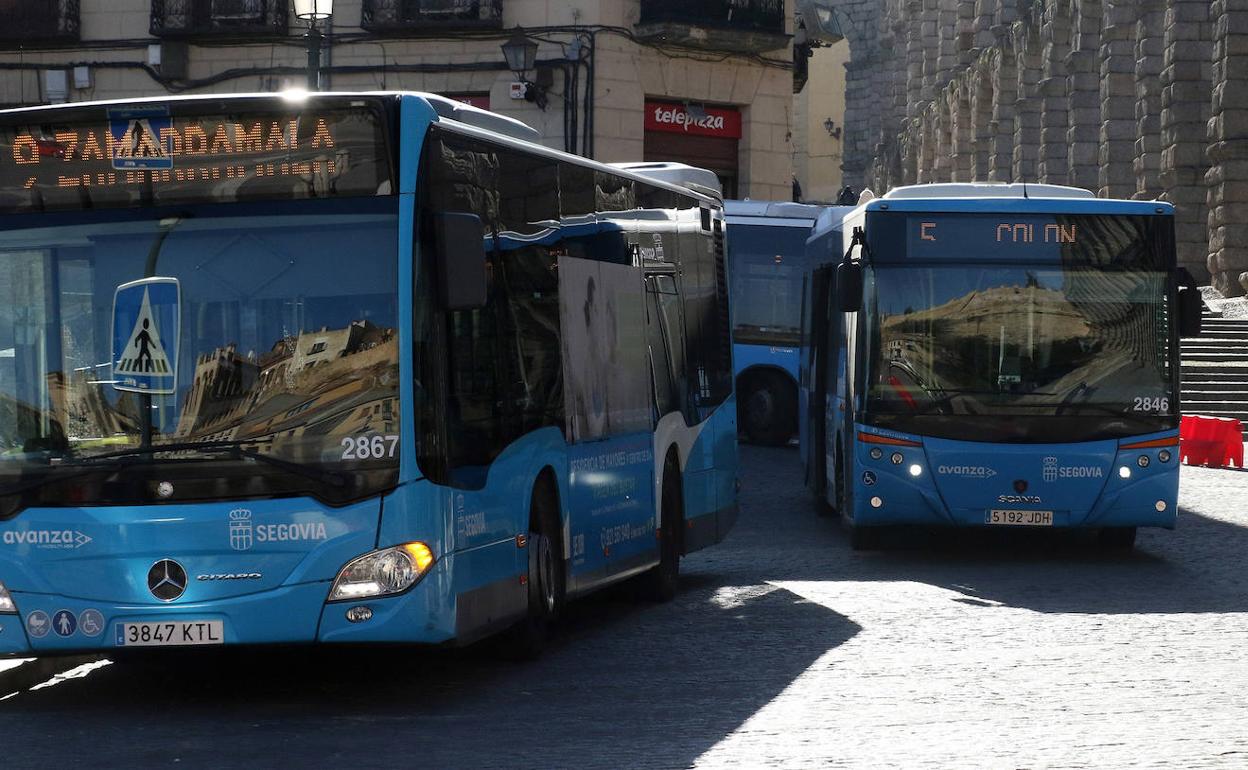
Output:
[{"xmin": 831, "ymin": 0, "xmax": 1248, "ymax": 296}]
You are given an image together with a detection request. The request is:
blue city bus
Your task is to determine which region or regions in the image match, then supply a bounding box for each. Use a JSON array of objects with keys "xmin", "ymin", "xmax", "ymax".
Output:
[
  {"xmin": 801, "ymin": 183, "xmax": 1203, "ymax": 550},
  {"xmin": 0, "ymin": 92, "xmax": 738, "ymax": 657},
  {"xmin": 723, "ymin": 201, "xmax": 829, "ymax": 445}
]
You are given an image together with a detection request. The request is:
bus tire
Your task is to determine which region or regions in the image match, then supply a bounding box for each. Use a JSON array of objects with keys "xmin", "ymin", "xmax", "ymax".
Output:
[
  {"xmin": 1098, "ymin": 526, "xmax": 1137, "ymax": 551},
  {"xmin": 505, "ymin": 473, "xmax": 565, "ymax": 659},
  {"xmin": 640, "ymin": 454, "xmax": 683, "ymax": 602},
  {"xmin": 740, "ymin": 372, "xmax": 795, "ymax": 446}
]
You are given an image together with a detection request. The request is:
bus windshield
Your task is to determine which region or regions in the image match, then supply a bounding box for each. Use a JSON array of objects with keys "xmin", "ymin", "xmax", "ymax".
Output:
[
  {"xmin": 729, "ymin": 223, "xmax": 811, "ymax": 346},
  {"xmin": 0, "ymin": 197, "xmax": 400, "ymax": 509},
  {"xmin": 865, "ymin": 263, "xmax": 1174, "ymax": 440}
]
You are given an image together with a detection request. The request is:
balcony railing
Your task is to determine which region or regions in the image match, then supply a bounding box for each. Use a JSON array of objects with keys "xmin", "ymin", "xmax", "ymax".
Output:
[
  {"xmin": 151, "ymin": 0, "xmax": 288, "ymax": 38},
  {"xmin": 0, "ymin": 0, "xmax": 80, "ymax": 45},
  {"xmin": 637, "ymin": 0, "xmax": 788, "ymax": 54},
  {"xmin": 362, "ymin": 0, "xmax": 503, "ymax": 33}
]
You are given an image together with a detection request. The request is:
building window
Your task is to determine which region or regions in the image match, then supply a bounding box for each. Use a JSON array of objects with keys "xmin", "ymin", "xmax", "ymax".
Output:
[
  {"xmin": 361, "ymin": 0, "xmax": 502, "ymax": 34},
  {"xmin": 0, "ymin": 0, "xmax": 80, "ymax": 46},
  {"xmin": 151, "ymin": 0, "xmax": 287, "ymax": 38}
]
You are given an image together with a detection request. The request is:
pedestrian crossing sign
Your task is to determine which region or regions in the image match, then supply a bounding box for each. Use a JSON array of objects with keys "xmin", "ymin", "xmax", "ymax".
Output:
[{"xmin": 112, "ymin": 277, "xmax": 180, "ymax": 394}]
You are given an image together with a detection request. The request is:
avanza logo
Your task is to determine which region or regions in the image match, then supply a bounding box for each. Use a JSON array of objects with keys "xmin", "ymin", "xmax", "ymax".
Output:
[
  {"xmin": 937, "ymin": 465, "xmax": 998, "ymax": 479},
  {"xmin": 2, "ymin": 529, "xmax": 92, "ymax": 550}
]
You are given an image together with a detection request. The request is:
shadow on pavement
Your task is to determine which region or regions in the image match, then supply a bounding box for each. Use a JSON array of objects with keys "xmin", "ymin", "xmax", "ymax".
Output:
[{"xmin": 0, "ymin": 572, "xmax": 859, "ymax": 769}]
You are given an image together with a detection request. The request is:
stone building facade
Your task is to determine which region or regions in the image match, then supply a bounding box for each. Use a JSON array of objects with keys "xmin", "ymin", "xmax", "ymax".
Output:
[
  {"xmin": 828, "ymin": 0, "xmax": 1248, "ymax": 296},
  {"xmin": 0, "ymin": 0, "xmax": 797, "ymax": 199}
]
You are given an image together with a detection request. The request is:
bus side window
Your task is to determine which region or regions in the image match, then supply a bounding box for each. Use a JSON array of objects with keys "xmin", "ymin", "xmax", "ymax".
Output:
[
  {"xmin": 645, "ymin": 276, "xmax": 678, "ymax": 418},
  {"xmin": 654, "ymin": 274, "xmax": 689, "ymax": 421}
]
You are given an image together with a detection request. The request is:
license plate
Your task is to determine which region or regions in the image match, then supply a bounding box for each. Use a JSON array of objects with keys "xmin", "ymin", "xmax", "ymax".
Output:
[
  {"xmin": 986, "ymin": 509, "xmax": 1054, "ymax": 527},
  {"xmin": 115, "ymin": 620, "xmax": 224, "ymax": 647}
]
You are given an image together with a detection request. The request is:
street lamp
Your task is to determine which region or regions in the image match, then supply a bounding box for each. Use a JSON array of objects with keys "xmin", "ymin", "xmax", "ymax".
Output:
[
  {"xmin": 501, "ymin": 28, "xmax": 547, "ymax": 110},
  {"xmin": 293, "ymin": 0, "xmax": 333, "ymax": 91},
  {"xmin": 501, "ymin": 28, "xmax": 538, "ymax": 81}
]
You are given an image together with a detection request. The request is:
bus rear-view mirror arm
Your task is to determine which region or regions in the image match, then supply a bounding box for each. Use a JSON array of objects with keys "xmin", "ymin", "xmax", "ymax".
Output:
[
  {"xmin": 836, "ymin": 226, "xmax": 865, "ymax": 313},
  {"xmin": 432, "ymin": 211, "xmax": 489, "ymax": 311},
  {"xmin": 1176, "ymin": 267, "xmax": 1202, "ymax": 338}
]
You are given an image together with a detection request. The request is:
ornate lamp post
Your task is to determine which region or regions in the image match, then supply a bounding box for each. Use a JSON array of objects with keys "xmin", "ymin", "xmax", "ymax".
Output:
[{"xmin": 293, "ymin": 0, "xmax": 333, "ymax": 91}]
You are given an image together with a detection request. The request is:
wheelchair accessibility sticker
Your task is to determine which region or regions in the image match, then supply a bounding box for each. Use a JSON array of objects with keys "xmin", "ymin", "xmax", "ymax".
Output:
[{"xmin": 112, "ymin": 277, "xmax": 180, "ymax": 394}]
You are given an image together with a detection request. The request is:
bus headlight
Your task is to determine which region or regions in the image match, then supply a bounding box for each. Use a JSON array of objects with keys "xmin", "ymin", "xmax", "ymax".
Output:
[
  {"xmin": 1158, "ymin": 450, "xmax": 1172, "ymax": 463},
  {"xmin": 890, "ymin": 452, "xmax": 904, "ymax": 465},
  {"xmin": 0, "ymin": 581, "xmax": 16, "ymax": 614},
  {"xmin": 1137, "ymin": 455, "xmax": 1150, "ymax": 468},
  {"xmin": 869, "ymin": 447, "xmax": 884, "ymax": 460},
  {"xmin": 328, "ymin": 543, "xmax": 435, "ymax": 602}
]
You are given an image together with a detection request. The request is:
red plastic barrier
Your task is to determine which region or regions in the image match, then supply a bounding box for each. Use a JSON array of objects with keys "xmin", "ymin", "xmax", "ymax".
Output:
[{"xmin": 1180, "ymin": 415, "xmax": 1244, "ymax": 469}]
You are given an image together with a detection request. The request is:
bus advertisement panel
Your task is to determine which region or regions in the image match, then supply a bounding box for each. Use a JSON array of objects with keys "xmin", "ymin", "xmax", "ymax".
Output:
[{"xmin": 0, "ymin": 93, "xmax": 738, "ymax": 657}]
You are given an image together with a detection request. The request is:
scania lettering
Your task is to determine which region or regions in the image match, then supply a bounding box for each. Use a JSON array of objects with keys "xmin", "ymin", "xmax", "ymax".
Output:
[
  {"xmin": 800, "ymin": 183, "xmax": 1201, "ymax": 550},
  {"xmin": 0, "ymin": 93, "xmax": 738, "ymax": 657}
]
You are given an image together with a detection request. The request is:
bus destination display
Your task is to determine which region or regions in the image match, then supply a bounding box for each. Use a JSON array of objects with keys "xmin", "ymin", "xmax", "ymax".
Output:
[{"xmin": 0, "ymin": 104, "xmax": 391, "ymax": 213}]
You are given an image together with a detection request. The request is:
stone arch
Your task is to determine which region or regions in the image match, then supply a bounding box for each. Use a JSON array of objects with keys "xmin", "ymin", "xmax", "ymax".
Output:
[
  {"xmin": 1160, "ymin": 0, "xmax": 1213, "ymax": 279},
  {"xmin": 1038, "ymin": 0, "xmax": 1073, "ymax": 184},
  {"xmin": 1207, "ymin": 0, "xmax": 1248, "ymax": 296},
  {"xmin": 1132, "ymin": 0, "xmax": 1166, "ymax": 200},
  {"xmin": 899, "ymin": 119, "xmax": 920, "ymax": 186},
  {"xmin": 934, "ymin": 94, "xmax": 955, "ymax": 182},
  {"xmin": 970, "ymin": 58, "xmax": 996, "ymax": 180},
  {"xmin": 957, "ymin": 0, "xmax": 979, "ymax": 63},
  {"xmin": 987, "ymin": 43, "xmax": 1018, "ymax": 181},
  {"xmin": 1066, "ymin": 0, "xmax": 1103, "ymax": 191},
  {"xmin": 1012, "ymin": 18, "xmax": 1043, "ymax": 182},
  {"xmin": 973, "ymin": 0, "xmax": 1001, "ymax": 49},
  {"xmin": 824, "ymin": 0, "xmax": 885, "ymax": 191},
  {"xmin": 948, "ymin": 75, "xmax": 975, "ymax": 181},
  {"xmin": 917, "ymin": 103, "xmax": 940, "ymax": 184},
  {"xmin": 1097, "ymin": 0, "xmax": 1138, "ymax": 198}
]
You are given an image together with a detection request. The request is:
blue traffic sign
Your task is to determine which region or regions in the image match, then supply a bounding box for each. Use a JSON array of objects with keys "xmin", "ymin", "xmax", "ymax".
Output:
[{"xmin": 112, "ymin": 277, "xmax": 180, "ymax": 394}]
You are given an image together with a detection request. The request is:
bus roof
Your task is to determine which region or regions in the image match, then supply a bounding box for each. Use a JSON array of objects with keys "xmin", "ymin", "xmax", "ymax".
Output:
[
  {"xmin": 841, "ymin": 183, "xmax": 1173, "ymax": 217},
  {"xmin": 1, "ymin": 91, "xmax": 724, "ymax": 210},
  {"xmin": 724, "ymin": 200, "xmax": 826, "ymax": 221}
]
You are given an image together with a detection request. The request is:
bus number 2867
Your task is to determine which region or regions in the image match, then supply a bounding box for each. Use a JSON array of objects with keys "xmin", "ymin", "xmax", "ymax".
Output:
[{"xmin": 341, "ymin": 434, "xmax": 399, "ymax": 460}]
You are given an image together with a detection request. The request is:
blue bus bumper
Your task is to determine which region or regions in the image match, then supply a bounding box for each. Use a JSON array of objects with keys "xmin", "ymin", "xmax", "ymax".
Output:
[
  {"xmin": 0, "ymin": 560, "xmax": 467, "ymax": 658},
  {"xmin": 850, "ymin": 427, "xmax": 1180, "ymax": 530}
]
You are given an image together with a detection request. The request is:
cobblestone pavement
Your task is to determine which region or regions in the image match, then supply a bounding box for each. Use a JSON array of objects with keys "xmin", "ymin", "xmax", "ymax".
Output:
[{"xmin": 3, "ymin": 447, "xmax": 1247, "ymax": 769}]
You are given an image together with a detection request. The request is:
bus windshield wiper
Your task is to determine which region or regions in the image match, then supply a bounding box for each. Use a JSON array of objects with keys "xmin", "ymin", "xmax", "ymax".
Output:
[{"xmin": 62, "ymin": 440, "xmax": 346, "ymax": 488}]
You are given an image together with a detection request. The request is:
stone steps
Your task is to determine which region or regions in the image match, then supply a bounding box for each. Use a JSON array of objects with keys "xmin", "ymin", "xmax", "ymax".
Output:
[{"xmin": 1181, "ymin": 307, "xmax": 1248, "ymax": 437}]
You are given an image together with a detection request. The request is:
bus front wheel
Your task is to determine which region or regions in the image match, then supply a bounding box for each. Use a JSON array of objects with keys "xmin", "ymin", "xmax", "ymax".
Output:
[
  {"xmin": 740, "ymin": 373, "xmax": 795, "ymax": 446},
  {"xmin": 505, "ymin": 474, "xmax": 565, "ymax": 658}
]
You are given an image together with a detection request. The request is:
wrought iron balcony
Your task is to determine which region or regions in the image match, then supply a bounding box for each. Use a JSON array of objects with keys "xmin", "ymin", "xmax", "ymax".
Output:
[
  {"xmin": 0, "ymin": 0, "xmax": 80, "ymax": 46},
  {"xmin": 637, "ymin": 0, "xmax": 788, "ymax": 54},
  {"xmin": 362, "ymin": 0, "xmax": 503, "ymax": 34},
  {"xmin": 151, "ymin": 0, "xmax": 288, "ymax": 38}
]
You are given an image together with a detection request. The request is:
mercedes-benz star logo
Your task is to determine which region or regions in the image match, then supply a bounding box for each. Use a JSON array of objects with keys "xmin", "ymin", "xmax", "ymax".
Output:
[{"xmin": 147, "ymin": 559, "xmax": 187, "ymax": 602}]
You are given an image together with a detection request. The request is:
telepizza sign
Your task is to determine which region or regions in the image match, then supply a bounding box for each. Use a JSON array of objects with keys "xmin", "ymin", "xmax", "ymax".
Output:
[{"xmin": 644, "ymin": 101, "xmax": 742, "ymax": 139}]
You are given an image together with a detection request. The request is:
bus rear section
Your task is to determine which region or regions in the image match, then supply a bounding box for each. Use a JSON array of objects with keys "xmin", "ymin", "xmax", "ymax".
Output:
[
  {"xmin": 0, "ymin": 93, "xmax": 738, "ymax": 657},
  {"xmin": 723, "ymin": 201, "xmax": 827, "ymax": 446},
  {"xmin": 804, "ymin": 184, "xmax": 1203, "ymax": 549}
]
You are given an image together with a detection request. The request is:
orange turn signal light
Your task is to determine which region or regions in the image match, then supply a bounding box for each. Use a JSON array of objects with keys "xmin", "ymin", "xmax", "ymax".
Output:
[
  {"xmin": 1118, "ymin": 436, "xmax": 1179, "ymax": 450},
  {"xmin": 857, "ymin": 432, "xmax": 922, "ymax": 447}
]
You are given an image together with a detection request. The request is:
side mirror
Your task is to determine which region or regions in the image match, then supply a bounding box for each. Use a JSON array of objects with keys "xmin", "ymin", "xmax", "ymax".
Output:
[
  {"xmin": 431, "ymin": 212, "xmax": 488, "ymax": 311},
  {"xmin": 1176, "ymin": 267, "xmax": 1202, "ymax": 337},
  {"xmin": 836, "ymin": 259, "xmax": 863, "ymax": 313}
]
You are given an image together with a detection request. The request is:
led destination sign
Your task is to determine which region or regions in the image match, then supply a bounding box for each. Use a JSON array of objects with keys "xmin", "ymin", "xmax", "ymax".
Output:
[
  {"xmin": 0, "ymin": 103, "xmax": 392, "ymax": 213},
  {"xmin": 873, "ymin": 212, "xmax": 1169, "ymax": 269}
]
